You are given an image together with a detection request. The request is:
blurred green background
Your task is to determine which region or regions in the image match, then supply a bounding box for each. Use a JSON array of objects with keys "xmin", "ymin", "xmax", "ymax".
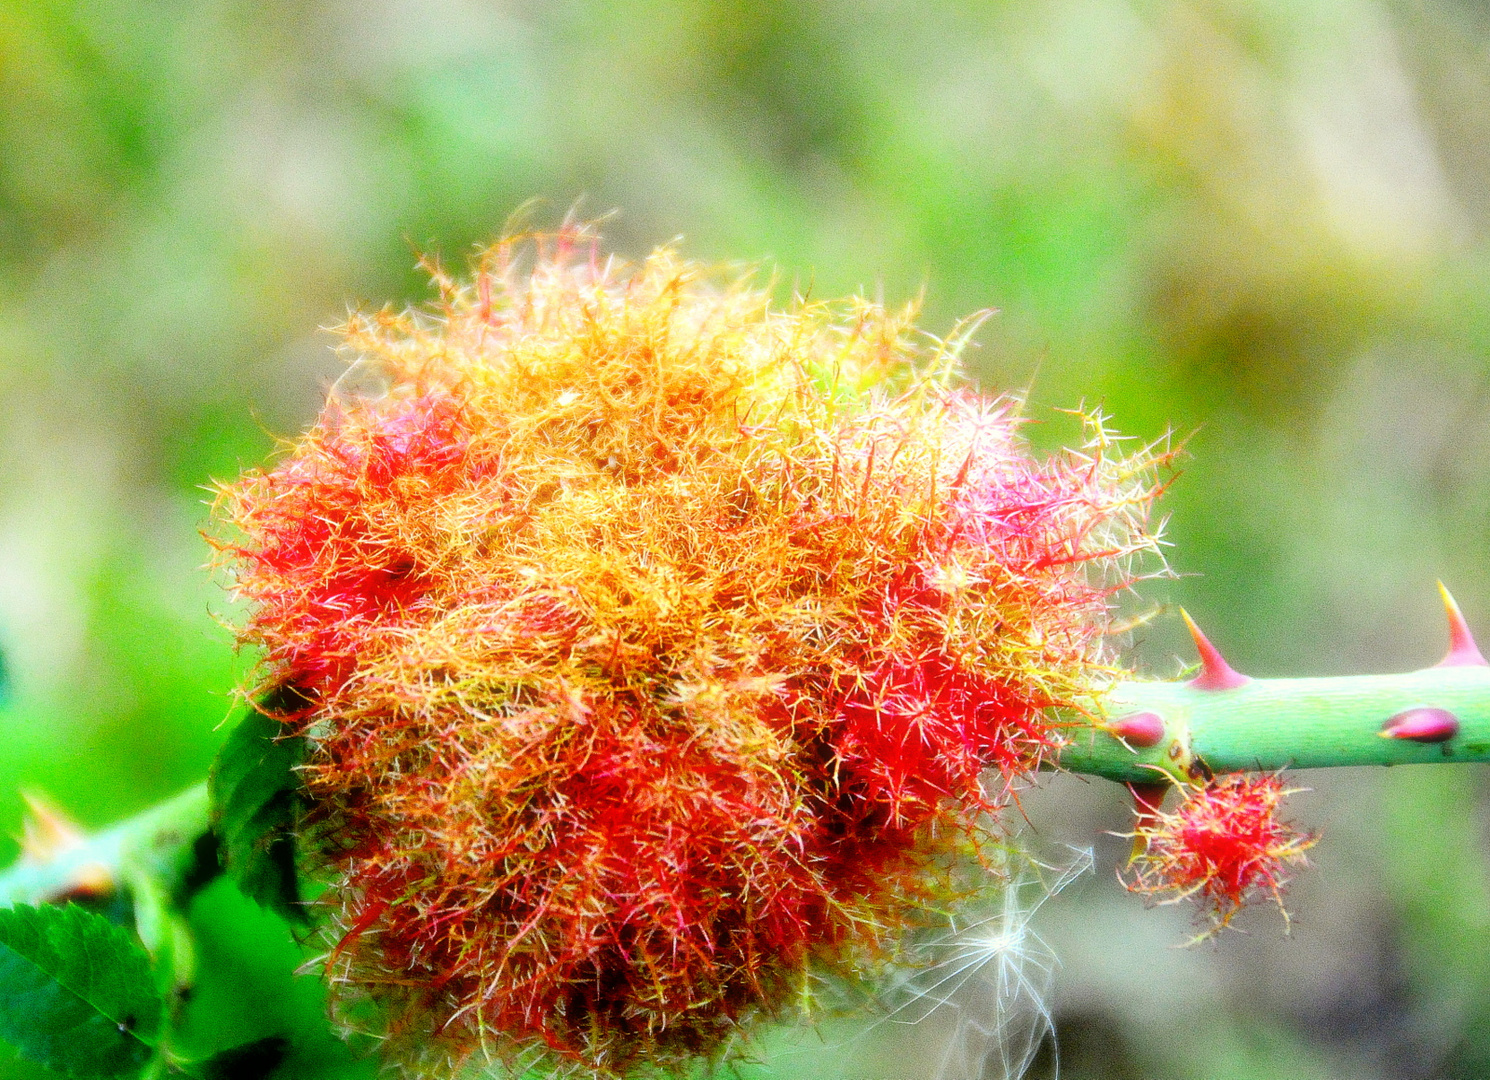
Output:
[{"xmin": 3, "ymin": 0, "xmax": 1490, "ymax": 1076}]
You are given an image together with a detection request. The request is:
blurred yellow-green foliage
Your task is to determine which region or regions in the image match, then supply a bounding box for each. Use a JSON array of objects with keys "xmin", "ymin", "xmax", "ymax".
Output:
[{"xmin": 3, "ymin": 1, "xmax": 1490, "ymax": 1077}]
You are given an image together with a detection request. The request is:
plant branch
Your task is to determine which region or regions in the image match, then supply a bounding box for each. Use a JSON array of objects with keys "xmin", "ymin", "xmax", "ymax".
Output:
[
  {"xmin": 0, "ymin": 784, "xmax": 210, "ymax": 908},
  {"xmin": 1059, "ymin": 665, "xmax": 1490, "ymax": 784}
]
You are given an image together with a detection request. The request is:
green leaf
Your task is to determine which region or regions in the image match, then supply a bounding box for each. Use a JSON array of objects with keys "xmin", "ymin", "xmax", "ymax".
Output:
[
  {"xmin": 0, "ymin": 903, "xmax": 163, "ymax": 1078},
  {"xmin": 208, "ymin": 691, "xmax": 309, "ymax": 924}
]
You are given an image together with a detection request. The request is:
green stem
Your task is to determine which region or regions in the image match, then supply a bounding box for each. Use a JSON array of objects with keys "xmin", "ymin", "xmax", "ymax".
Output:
[
  {"xmin": 6, "ymin": 665, "xmax": 1490, "ymax": 901},
  {"xmin": 1059, "ymin": 664, "xmax": 1490, "ymax": 783},
  {"xmin": 0, "ymin": 784, "xmax": 210, "ymax": 908}
]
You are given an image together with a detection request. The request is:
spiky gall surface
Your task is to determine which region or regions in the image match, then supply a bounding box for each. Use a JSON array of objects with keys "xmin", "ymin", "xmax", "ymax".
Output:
[
  {"xmin": 1124, "ymin": 773, "xmax": 1317, "ymax": 938},
  {"xmin": 213, "ymin": 226, "xmax": 1166, "ymax": 1076}
]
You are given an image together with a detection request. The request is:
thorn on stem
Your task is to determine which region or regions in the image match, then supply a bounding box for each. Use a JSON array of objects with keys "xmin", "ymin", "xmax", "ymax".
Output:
[
  {"xmin": 19, "ymin": 790, "xmax": 85, "ymax": 862},
  {"xmin": 17, "ymin": 790, "xmax": 114, "ymax": 900},
  {"xmin": 1380, "ymin": 707, "xmax": 1459, "ymax": 744},
  {"xmin": 1181, "ymin": 609, "xmax": 1250, "ymax": 691},
  {"xmin": 1126, "ymin": 780, "xmax": 1171, "ymax": 862},
  {"xmin": 1435, "ymin": 582, "xmax": 1487, "ymax": 668},
  {"xmin": 1108, "ymin": 711, "xmax": 1166, "ymax": 748}
]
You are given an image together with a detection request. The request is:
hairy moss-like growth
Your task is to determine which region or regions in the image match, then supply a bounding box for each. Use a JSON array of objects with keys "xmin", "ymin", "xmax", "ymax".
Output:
[
  {"xmin": 212, "ymin": 226, "xmax": 1165, "ymax": 1075},
  {"xmin": 1124, "ymin": 773, "xmax": 1318, "ymax": 937}
]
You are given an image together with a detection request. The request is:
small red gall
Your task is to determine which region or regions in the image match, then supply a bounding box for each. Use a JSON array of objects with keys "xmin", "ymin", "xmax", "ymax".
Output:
[{"xmin": 1123, "ymin": 772, "xmax": 1317, "ymax": 938}]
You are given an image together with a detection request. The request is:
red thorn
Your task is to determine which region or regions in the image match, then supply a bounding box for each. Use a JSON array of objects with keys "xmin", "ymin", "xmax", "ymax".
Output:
[
  {"xmin": 19, "ymin": 791, "xmax": 85, "ymax": 863},
  {"xmin": 1109, "ymin": 711, "xmax": 1166, "ymax": 748},
  {"xmin": 18, "ymin": 791, "xmax": 113, "ymax": 900},
  {"xmin": 1380, "ymin": 707, "xmax": 1460, "ymax": 743},
  {"xmin": 1435, "ymin": 582, "xmax": 1487, "ymax": 667},
  {"xmin": 1127, "ymin": 780, "xmax": 1171, "ymax": 860},
  {"xmin": 1128, "ymin": 780, "xmax": 1169, "ymax": 814},
  {"xmin": 1181, "ymin": 609, "xmax": 1250, "ymax": 691}
]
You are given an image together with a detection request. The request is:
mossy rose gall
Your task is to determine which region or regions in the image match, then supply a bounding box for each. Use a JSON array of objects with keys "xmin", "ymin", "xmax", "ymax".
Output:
[{"xmin": 212, "ymin": 226, "xmax": 1167, "ymax": 1075}]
